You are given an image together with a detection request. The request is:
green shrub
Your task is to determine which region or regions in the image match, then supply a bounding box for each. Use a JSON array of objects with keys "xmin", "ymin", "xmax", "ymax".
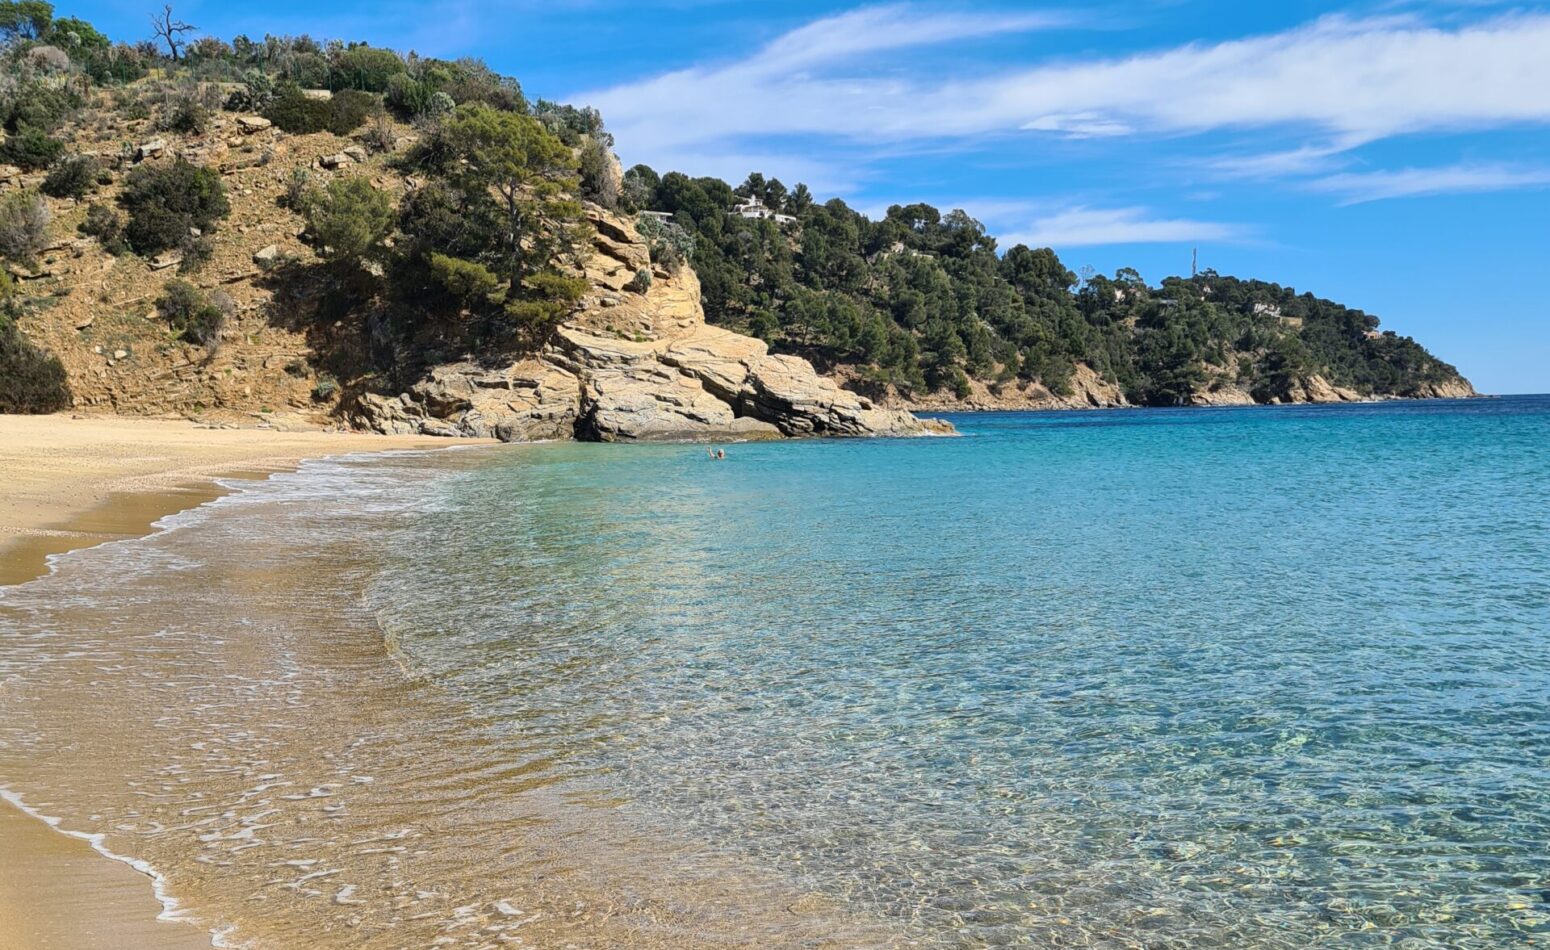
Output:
[
  {"xmin": 156, "ymin": 279, "xmax": 230, "ymax": 350},
  {"xmin": 425, "ymin": 91, "xmax": 455, "ymax": 120},
  {"xmin": 78, "ymin": 201, "xmax": 128, "ymax": 254},
  {"xmin": 301, "ymin": 175, "xmax": 394, "ymax": 266},
  {"xmin": 384, "ymin": 73, "xmax": 428, "ymax": 117},
  {"xmin": 263, "ymin": 87, "xmax": 330, "ymax": 133},
  {"xmin": 3, "ymin": 81, "xmax": 79, "ymax": 135},
  {"xmin": 264, "ymin": 86, "xmax": 378, "ymax": 135},
  {"xmin": 429, "ymin": 252, "xmax": 500, "ymax": 302},
  {"xmin": 578, "ymin": 136, "xmax": 618, "ymax": 208},
  {"xmin": 0, "ymin": 190, "xmax": 50, "ymax": 263},
  {"xmin": 119, "ymin": 159, "xmax": 229, "ymax": 255},
  {"xmin": 41, "ymin": 154, "xmax": 100, "ymax": 199},
  {"xmin": 330, "ymin": 45, "xmax": 405, "ymax": 93},
  {"xmin": 0, "ymin": 127, "xmax": 65, "ymax": 170},
  {"xmin": 0, "ymin": 313, "xmax": 71, "ymax": 413},
  {"xmin": 158, "ymin": 95, "xmax": 209, "ymax": 134},
  {"xmin": 625, "ymin": 267, "xmax": 651, "ymax": 293},
  {"xmin": 281, "ymin": 167, "xmax": 318, "ymax": 210},
  {"xmin": 636, "ymin": 213, "xmax": 694, "ymax": 273},
  {"xmin": 224, "ymin": 70, "xmax": 276, "ymax": 112},
  {"xmin": 326, "ymin": 90, "xmax": 379, "ymax": 134}
]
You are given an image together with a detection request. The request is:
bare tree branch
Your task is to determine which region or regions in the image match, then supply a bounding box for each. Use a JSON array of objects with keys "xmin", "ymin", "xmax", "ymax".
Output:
[{"xmin": 149, "ymin": 4, "xmax": 195, "ymax": 61}]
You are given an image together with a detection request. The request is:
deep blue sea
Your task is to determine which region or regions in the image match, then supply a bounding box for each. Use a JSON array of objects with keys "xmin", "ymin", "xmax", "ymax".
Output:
[{"xmin": 367, "ymin": 396, "xmax": 1550, "ymax": 947}]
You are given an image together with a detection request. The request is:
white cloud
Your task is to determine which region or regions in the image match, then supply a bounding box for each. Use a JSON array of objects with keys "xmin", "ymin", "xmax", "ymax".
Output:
[
  {"xmin": 1001, "ymin": 207, "xmax": 1245, "ymax": 248},
  {"xmin": 1307, "ymin": 163, "xmax": 1550, "ymax": 203},
  {"xmin": 578, "ymin": 7, "xmax": 1550, "ymax": 177}
]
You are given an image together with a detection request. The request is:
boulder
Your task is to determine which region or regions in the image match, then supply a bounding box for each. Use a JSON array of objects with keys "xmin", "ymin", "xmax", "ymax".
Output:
[
  {"xmin": 577, "ymin": 364, "xmax": 781, "ymax": 442},
  {"xmin": 342, "ymin": 146, "xmax": 368, "ymax": 164},
  {"xmin": 318, "ymin": 152, "xmax": 352, "ymax": 170},
  {"xmin": 740, "ymin": 354, "xmax": 928, "ymax": 437},
  {"xmin": 236, "ymin": 116, "xmax": 272, "ymax": 133},
  {"xmin": 252, "ymin": 244, "xmax": 280, "ymax": 267},
  {"xmin": 135, "ymin": 138, "xmax": 167, "ymax": 162}
]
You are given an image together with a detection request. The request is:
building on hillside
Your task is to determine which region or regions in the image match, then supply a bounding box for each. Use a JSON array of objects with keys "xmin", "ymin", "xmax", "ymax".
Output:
[
  {"xmin": 731, "ymin": 196, "xmax": 796, "ymax": 225},
  {"xmin": 638, "ymin": 210, "xmax": 674, "ymax": 223}
]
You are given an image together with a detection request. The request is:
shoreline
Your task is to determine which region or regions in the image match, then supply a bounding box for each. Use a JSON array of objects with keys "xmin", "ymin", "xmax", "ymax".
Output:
[
  {"xmin": 0, "ymin": 413, "xmax": 490, "ymax": 950},
  {"xmin": 894, "ymin": 392, "xmax": 1490, "ymax": 414}
]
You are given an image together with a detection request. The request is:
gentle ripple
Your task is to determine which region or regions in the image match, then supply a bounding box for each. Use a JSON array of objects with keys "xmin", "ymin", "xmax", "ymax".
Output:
[
  {"xmin": 1, "ymin": 397, "xmax": 1547, "ymax": 948},
  {"xmin": 371, "ymin": 397, "xmax": 1550, "ymax": 948}
]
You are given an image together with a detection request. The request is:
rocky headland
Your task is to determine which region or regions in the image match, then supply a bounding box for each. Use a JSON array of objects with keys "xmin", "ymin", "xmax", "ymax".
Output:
[{"xmin": 353, "ymin": 208, "xmax": 947, "ymax": 441}]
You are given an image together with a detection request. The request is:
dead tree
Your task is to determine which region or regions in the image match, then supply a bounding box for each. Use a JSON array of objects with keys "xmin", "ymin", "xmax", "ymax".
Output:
[{"xmin": 149, "ymin": 5, "xmax": 195, "ymax": 61}]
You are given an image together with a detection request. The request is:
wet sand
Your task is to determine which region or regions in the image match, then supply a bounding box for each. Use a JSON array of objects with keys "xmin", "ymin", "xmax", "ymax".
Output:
[
  {"xmin": 0, "ymin": 414, "xmax": 474, "ymax": 950},
  {"xmin": 0, "ymin": 414, "xmax": 460, "ymax": 586},
  {"xmin": 0, "ymin": 416, "xmax": 890, "ymax": 950}
]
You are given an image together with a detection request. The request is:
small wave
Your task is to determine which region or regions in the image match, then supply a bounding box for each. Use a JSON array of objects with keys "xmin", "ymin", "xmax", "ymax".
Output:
[{"xmin": 0, "ymin": 784, "xmax": 231, "ymax": 948}]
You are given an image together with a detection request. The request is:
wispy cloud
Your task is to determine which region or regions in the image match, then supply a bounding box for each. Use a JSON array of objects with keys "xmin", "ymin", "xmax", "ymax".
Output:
[
  {"xmin": 578, "ymin": 6, "xmax": 1550, "ymax": 180},
  {"xmin": 1001, "ymin": 207, "xmax": 1245, "ymax": 248},
  {"xmin": 1307, "ymin": 163, "xmax": 1550, "ymax": 204}
]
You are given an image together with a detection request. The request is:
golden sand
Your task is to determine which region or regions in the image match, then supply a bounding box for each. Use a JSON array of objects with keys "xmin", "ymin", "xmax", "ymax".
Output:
[{"xmin": 0, "ymin": 414, "xmax": 473, "ymax": 950}]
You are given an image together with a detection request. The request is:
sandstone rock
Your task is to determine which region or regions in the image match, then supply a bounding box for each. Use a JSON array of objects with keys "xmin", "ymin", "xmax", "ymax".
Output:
[
  {"xmin": 5, "ymin": 260, "xmax": 51, "ymax": 280},
  {"xmin": 253, "ymin": 245, "xmax": 280, "ymax": 267},
  {"xmin": 1407, "ymin": 378, "xmax": 1476, "ymax": 399},
  {"xmin": 1191, "ymin": 385, "xmax": 1257, "ymax": 407},
  {"xmin": 741, "ymin": 354, "xmax": 928, "ymax": 437},
  {"xmin": 135, "ymin": 138, "xmax": 167, "ymax": 162},
  {"xmin": 149, "ymin": 251, "xmax": 182, "ymax": 270},
  {"xmin": 342, "ymin": 146, "xmax": 368, "ymax": 164},
  {"xmin": 319, "ymin": 153, "xmax": 352, "ymax": 170},
  {"xmin": 352, "ymin": 204, "xmax": 949, "ymax": 443},
  {"xmin": 236, "ymin": 116, "xmax": 272, "ymax": 133}
]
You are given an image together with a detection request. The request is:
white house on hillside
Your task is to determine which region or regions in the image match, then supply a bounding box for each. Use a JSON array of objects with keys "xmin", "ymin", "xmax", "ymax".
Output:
[{"xmin": 732, "ymin": 196, "xmax": 796, "ymax": 225}]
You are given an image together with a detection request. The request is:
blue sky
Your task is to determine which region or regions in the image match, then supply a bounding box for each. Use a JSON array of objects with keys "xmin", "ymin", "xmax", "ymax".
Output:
[{"xmin": 70, "ymin": 0, "xmax": 1550, "ymax": 392}]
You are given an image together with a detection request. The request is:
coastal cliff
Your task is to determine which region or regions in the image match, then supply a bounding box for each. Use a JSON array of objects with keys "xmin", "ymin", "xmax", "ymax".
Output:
[
  {"xmin": 353, "ymin": 207, "xmax": 943, "ymax": 441},
  {"xmin": 3, "ymin": 105, "xmax": 942, "ymax": 441}
]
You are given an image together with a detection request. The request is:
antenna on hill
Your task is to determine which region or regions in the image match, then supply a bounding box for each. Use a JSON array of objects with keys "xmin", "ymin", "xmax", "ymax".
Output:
[{"xmin": 1192, "ymin": 247, "xmax": 1198, "ymax": 278}]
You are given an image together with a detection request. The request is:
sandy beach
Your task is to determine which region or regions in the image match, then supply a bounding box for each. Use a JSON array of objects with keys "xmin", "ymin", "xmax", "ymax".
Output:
[{"xmin": 0, "ymin": 414, "xmax": 474, "ymax": 950}]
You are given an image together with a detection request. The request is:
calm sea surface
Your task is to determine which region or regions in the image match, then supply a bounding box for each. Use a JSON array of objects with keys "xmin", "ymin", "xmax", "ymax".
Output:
[{"xmin": 3, "ymin": 397, "xmax": 1549, "ymax": 948}]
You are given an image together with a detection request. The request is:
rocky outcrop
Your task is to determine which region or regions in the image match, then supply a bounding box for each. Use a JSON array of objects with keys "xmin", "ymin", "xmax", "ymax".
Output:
[
  {"xmin": 356, "ymin": 361, "xmax": 582, "ymax": 441},
  {"xmin": 887, "ymin": 362, "xmax": 1129, "ymax": 412},
  {"xmin": 1190, "ymin": 385, "xmax": 1258, "ymax": 407},
  {"xmin": 1405, "ymin": 377, "xmax": 1478, "ymax": 400},
  {"xmin": 353, "ymin": 207, "xmax": 951, "ymax": 443}
]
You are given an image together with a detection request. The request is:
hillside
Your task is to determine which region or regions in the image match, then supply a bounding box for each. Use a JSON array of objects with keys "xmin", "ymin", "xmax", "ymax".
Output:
[
  {"xmin": 626, "ymin": 175, "xmax": 1475, "ymax": 409},
  {"xmin": 0, "ymin": 5, "xmax": 1471, "ymax": 440}
]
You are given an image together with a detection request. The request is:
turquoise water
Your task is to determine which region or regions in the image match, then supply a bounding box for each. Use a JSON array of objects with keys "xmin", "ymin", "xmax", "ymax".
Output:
[{"xmin": 367, "ymin": 396, "xmax": 1550, "ymax": 947}]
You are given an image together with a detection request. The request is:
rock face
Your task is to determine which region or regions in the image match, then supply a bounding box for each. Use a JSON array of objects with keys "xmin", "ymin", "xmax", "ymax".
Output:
[
  {"xmin": 1406, "ymin": 377, "xmax": 1477, "ymax": 400},
  {"xmin": 353, "ymin": 206, "xmax": 950, "ymax": 443}
]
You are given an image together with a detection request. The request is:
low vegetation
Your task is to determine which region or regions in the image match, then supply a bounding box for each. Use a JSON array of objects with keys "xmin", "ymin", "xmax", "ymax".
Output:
[
  {"xmin": 118, "ymin": 158, "xmax": 228, "ymax": 256},
  {"xmin": 0, "ymin": 189, "xmax": 49, "ymax": 262},
  {"xmin": 156, "ymin": 278, "xmax": 229, "ymax": 350}
]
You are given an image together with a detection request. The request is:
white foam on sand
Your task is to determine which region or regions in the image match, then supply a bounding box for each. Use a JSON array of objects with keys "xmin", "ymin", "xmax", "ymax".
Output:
[{"xmin": 0, "ymin": 784, "xmax": 238, "ymax": 948}]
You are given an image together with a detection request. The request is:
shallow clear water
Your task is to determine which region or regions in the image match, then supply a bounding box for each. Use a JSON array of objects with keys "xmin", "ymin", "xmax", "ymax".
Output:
[
  {"xmin": 3, "ymin": 397, "xmax": 1548, "ymax": 948},
  {"xmin": 371, "ymin": 397, "xmax": 1550, "ymax": 947}
]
